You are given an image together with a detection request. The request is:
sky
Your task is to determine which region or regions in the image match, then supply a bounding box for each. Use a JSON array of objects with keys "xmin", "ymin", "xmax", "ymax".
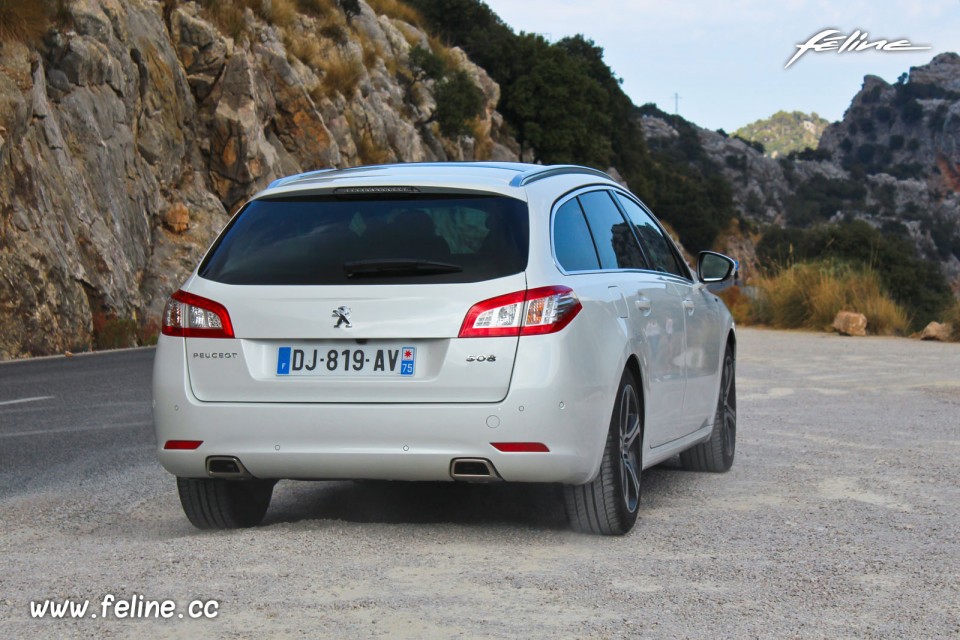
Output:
[{"xmin": 481, "ymin": 0, "xmax": 960, "ymax": 132}]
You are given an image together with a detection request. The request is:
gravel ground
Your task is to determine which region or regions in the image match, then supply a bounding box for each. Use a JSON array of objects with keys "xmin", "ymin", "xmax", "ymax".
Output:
[{"xmin": 1, "ymin": 328, "xmax": 959, "ymax": 638}]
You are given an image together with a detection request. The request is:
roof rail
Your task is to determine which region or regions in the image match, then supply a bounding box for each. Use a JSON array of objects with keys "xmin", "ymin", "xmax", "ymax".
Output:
[
  {"xmin": 268, "ymin": 168, "xmax": 337, "ymax": 189},
  {"xmin": 510, "ymin": 165, "xmax": 614, "ymax": 187}
]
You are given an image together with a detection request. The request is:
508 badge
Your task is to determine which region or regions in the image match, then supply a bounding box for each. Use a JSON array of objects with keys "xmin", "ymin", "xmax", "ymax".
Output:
[{"xmin": 465, "ymin": 355, "xmax": 496, "ymax": 362}]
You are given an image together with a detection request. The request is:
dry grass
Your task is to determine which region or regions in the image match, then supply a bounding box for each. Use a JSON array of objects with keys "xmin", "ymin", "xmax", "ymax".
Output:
[
  {"xmin": 394, "ymin": 19, "xmax": 424, "ymax": 47},
  {"xmin": 256, "ymin": 0, "xmax": 298, "ymax": 28},
  {"xmin": 944, "ymin": 299, "xmax": 960, "ymax": 340},
  {"xmin": 428, "ymin": 34, "xmax": 459, "ymax": 68},
  {"xmin": 470, "ymin": 118, "xmax": 493, "ymax": 160},
  {"xmin": 361, "ymin": 40, "xmax": 381, "ymax": 69},
  {"xmin": 321, "ymin": 49, "xmax": 364, "ymax": 96},
  {"xmin": 366, "ymin": 0, "xmax": 423, "ymax": 27},
  {"xmin": 295, "ymin": 0, "xmax": 335, "ymax": 18},
  {"xmin": 717, "ymin": 286, "xmax": 753, "ymax": 326},
  {"xmin": 198, "ymin": 0, "xmax": 299, "ymax": 39},
  {"xmin": 285, "ymin": 30, "xmax": 324, "ymax": 68},
  {"xmin": 0, "ymin": 0, "xmax": 51, "ymax": 44},
  {"xmin": 357, "ymin": 130, "xmax": 391, "ymax": 165},
  {"xmin": 198, "ymin": 0, "xmax": 248, "ymax": 40},
  {"xmin": 747, "ymin": 261, "xmax": 910, "ymax": 336}
]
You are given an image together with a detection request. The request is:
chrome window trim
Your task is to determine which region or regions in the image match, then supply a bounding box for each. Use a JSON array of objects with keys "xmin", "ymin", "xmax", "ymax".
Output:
[
  {"xmin": 549, "ymin": 187, "xmax": 646, "ymax": 277},
  {"xmin": 550, "ymin": 186, "xmax": 695, "ymax": 283}
]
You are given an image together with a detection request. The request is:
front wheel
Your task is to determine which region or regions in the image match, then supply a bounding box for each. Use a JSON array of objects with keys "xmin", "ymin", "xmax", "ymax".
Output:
[
  {"xmin": 564, "ymin": 369, "xmax": 643, "ymax": 535},
  {"xmin": 177, "ymin": 477, "xmax": 276, "ymax": 529},
  {"xmin": 681, "ymin": 342, "xmax": 736, "ymax": 472}
]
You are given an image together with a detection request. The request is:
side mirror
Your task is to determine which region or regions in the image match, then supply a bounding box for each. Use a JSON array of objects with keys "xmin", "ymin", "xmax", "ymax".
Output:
[{"xmin": 697, "ymin": 251, "xmax": 738, "ymax": 289}]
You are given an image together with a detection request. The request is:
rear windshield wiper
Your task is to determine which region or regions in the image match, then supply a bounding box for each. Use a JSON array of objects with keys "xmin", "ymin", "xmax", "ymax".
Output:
[{"xmin": 343, "ymin": 259, "xmax": 464, "ymax": 278}]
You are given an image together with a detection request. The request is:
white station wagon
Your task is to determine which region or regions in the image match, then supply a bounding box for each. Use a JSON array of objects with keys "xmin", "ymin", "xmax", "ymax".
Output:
[{"xmin": 154, "ymin": 163, "xmax": 738, "ymax": 535}]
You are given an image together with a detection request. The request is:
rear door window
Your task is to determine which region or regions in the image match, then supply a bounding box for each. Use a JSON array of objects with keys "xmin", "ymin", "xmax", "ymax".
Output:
[
  {"xmin": 577, "ymin": 190, "xmax": 647, "ymax": 270},
  {"xmin": 198, "ymin": 194, "xmax": 529, "ymax": 285}
]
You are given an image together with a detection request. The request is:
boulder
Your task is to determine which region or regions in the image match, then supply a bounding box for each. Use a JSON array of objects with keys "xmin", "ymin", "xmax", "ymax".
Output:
[
  {"xmin": 920, "ymin": 321, "xmax": 953, "ymax": 341},
  {"xmin": 162, "ymin": 203, "xmax": 190, "ymax": 233},
  {"xmin": 832, "ymin": 311, "xmax": 868, "ymax": 337}
]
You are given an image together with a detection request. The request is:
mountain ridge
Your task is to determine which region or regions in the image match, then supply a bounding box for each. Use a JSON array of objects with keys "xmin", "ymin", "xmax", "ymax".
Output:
[{"xmin": 0, "ymin": 1, "xmax": 957, "ymax": 357}]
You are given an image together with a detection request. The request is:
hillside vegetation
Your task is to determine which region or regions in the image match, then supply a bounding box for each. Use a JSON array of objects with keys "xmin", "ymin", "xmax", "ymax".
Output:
[
  {"xmin": 735, "ymin": 110, "xmax": 830, "ymax": 158},
  {"xmin": 405, "ymin": 0, "xmax": 737, "ymax": 253}
]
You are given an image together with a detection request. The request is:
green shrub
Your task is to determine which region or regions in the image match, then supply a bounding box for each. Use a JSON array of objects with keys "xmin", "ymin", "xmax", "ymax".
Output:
[
  {"xmin": 409, "ymin": 45, "xmax": 445, "ymax": 81},
  {"xmin": 433, "ymin": 69, "xmax": 484, "ymax": 138},
  {"xmin": 337, "ymin": 0, "xmax": 360, "ymax": 21},
  {"xmin": 757, "ymin": 221, "xmax": 954, "ymax": 331},
  {"xmin": 782, "ymin": 175, "xmax": 866, "ymax": 227}
]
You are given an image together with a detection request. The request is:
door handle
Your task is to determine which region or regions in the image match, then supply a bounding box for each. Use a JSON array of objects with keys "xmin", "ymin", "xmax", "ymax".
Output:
[
  {"xmin": 682, "ymin": 298, "xmax": 695, "ymax": 316},
  {"xmin": 635, "ymin": 295, "xmax": 653, "ymax": 316}
]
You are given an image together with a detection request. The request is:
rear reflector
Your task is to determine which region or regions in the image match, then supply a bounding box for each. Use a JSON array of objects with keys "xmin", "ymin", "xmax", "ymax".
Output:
[
  {"xmin": 490, "ymin": 442, "xmax": 550, "ymax": 453},
  {"xmin": 459, "ymin": 286, "xmax": 581, "ymax": 338},
  {"xmin": 161, "ymin": 290, "xmax": 234, "ymax": 339},
  {"xmin": 164, "ymin": 440, "xmax": 203, "ymax": 450}
]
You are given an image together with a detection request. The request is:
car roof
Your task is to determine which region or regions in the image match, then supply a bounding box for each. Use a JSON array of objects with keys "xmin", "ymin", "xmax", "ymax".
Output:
[{"xmin": 257, "ymin": 163, "xmax": 617, "ymax": 199}]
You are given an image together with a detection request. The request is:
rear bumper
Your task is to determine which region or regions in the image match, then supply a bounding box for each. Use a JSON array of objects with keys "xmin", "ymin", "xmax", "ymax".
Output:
[{"xmin": 153, "ymin": 335, "xmax": 613, "ymax": 484}]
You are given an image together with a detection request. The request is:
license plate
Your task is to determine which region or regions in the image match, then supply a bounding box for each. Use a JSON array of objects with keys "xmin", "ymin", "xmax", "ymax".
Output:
[{"xmin": 276, "ymin": 345, "xmax": 416, "ymax": 377}]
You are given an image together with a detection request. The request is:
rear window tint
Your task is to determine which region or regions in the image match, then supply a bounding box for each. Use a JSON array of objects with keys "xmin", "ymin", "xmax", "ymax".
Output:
[{"xmin": 199, "ymin": 195, "xmax": 529, "ymax": 285}]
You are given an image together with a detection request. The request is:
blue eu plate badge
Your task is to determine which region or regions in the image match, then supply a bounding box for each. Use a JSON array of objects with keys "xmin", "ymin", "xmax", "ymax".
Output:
[{"xmin": 400, "ymin": 347, "xmax": 416, "ymax": 376}]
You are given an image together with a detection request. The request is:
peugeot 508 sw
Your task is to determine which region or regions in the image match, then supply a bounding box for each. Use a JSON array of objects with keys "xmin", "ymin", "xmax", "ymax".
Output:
[{"xmin": 153, "ymin": 162, "xmax": 738, "ymax": 535}]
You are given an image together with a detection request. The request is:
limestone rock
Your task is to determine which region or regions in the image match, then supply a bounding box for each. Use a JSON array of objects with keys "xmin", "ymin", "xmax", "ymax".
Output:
[
  {"xmin": 833, "ymin": 311, "xmax": 868, "ymax": 337},
  {"xmin": 208, "ymin": 53, "xmax": 280, "ymax": 209},
  {"xmin": 170, "ymin": 4, "xmax": 231, "ymax": 101},
  {"xmin": 920, "ymin": 321, "xmax": 953, "ymax": 341},
  {"xmin": 0, "ymin": 0, "xmax": 518, "ymax": 358}
]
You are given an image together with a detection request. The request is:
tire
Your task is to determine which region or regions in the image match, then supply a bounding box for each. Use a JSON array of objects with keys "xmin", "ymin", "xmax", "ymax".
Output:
[
  {"xmin": 681, "ymin": 342, "xmax": 736, "ymax": 472},
  {"xmin": 177, "ymin": 477, "xmax": 275, "ymax": 529},
  {"xmin": 564, "ymin": 369, "xmax": 643, "ymax": 535}
]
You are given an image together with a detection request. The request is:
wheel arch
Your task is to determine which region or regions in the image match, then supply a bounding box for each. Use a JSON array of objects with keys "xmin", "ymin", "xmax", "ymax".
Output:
[{"xmin": 624, "ymin": 353, "xmax": 647, "ymax": 460}]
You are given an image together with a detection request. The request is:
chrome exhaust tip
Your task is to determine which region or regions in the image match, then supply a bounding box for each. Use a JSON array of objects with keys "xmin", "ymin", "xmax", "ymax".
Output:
[
  {"xmin": 450, "ymin": 458, "xmax": 501, "ymax": 482},
  {"xmin": 206, "ymin": 456, "xmax": 252, "ymax": 479}
]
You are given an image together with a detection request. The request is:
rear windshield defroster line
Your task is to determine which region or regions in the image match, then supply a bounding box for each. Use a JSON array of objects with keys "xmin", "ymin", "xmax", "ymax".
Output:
[{"xmin": 198, "ymin": 194, "xmax": 530, "ymax": 286}]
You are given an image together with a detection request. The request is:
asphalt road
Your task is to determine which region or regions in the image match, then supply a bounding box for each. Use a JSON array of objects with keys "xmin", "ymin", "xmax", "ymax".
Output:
[
  {"xmin": 1, "ymin": 329, "xmax": 958, "ymax": 638},
  {"xmin": 0, "ymin": 348, "xmax": 156, "ymax": 499}
]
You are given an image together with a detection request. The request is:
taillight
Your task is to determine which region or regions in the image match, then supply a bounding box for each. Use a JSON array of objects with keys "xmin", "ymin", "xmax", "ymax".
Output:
[
  {"xmin": 161, "ymin": 290, "xmax": 234, "ymax": 339},
  {"xmin": 458, "ymin": 286, "xmax": 582, "ymax": 338}
]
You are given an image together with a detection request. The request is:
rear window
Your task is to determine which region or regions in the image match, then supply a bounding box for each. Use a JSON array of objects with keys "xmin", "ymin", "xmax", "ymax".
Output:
[{"xmin": 198, "ymin": 194, "xmax": 529, "ymax": 285}]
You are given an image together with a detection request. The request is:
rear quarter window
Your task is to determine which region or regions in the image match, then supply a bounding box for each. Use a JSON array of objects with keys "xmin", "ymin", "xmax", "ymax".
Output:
[{"xmin": 553, "ymin": 199, "xmax": 601, "ymax": 272}]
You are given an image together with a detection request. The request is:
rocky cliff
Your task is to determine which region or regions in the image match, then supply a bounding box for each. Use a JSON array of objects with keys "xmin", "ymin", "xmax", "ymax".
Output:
[
  {"xmin": 640, "ymin": 53, "xmax": 960, "ymax": 293},
  {"xmin": 0, "ymin": 0, "xmax": 516, "ymax": 359}
]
